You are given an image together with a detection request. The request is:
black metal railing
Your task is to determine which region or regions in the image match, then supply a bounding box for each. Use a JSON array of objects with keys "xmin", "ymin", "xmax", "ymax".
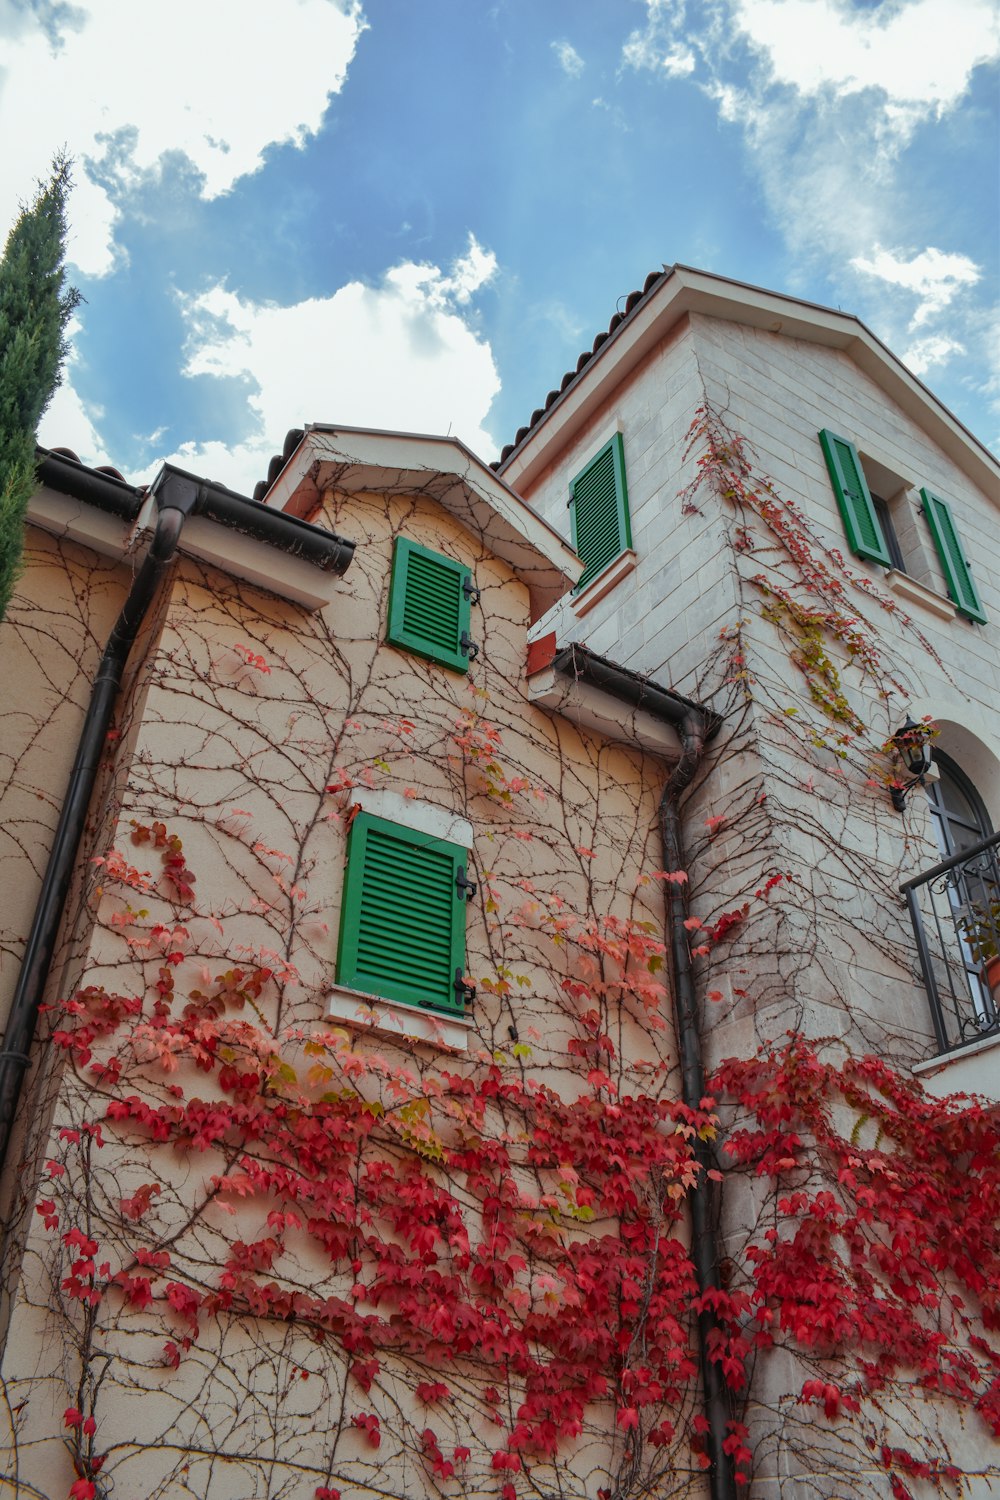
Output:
[{"xmin": 900, "ymin": 829, "xmax": 1000, "ymax": 1054}]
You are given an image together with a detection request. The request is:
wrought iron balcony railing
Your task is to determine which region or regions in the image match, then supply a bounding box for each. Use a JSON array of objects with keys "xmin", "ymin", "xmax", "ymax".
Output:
[{"xmin": 900, "ymin": 829, "xmax": 1000, "ymax": 1055}]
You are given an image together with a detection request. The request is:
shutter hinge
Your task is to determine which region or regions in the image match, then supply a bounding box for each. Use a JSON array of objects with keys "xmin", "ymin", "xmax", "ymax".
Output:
[
  {"xmin": 456, "ymin": 865, "xmax": 477, "ymax": 901},
  {"xmin": 460, "ymin": 631, "xmax": 479, "ymax": 661},
  {"xmin": 462, "ymin": 576, "xmax": 481, "ymax": 606},
  {"xmin": 454, "ymin": 969, "xmax": 476, "ymax": 1008}
]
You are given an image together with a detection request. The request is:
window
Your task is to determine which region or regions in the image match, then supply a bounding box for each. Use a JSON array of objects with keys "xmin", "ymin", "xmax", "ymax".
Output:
[
  {"xmin": 871, "ymin": 494, "xmax": 906, "ymax": 572},
  {"xmin": 818, "ymin": 430, "xmax": 987, "ymax": 623},
  {"xmin": 336, "ymin": 811, "xmax": 473, "ymax": 1015},
  {"xmin": 387, "ymin": 537, "xmax": 478, "ymax": 671},
  {"xmin": 923, "ymin": 753, "xmax": 998, "ymax": 1033},
  {"xmin": 569, "ymin": 432, "xmax": 632, "ymax": 592},
  {"xmin": 926, "ymin": 751, "xmax": 993, "ymax": 861}
]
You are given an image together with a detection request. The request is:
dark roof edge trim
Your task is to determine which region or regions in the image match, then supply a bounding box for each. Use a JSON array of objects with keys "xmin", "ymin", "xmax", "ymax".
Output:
[
  {"xmin": 552, "ymin": 642, "xmax": 722, "ymax": 740},
  {"xmin": 157, "ymin": 462, "xmax": 355, "ymax": 576},
  {"xmin": 495, "ymin": 268, "xmax": 673, "ymax": 471},
  {"xmin": 36, "ymin": 448, "xmax": 143, "ymax": 522},
  {"xmin": 36, "ymin": 450, "xmax": 355, "ymax": 578}
]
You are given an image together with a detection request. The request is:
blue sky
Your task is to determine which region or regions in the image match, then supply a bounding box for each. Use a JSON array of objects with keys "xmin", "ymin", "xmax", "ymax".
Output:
[{"xmin": 2, "ymin": 0, "xmax": 997, "ymax": 492}]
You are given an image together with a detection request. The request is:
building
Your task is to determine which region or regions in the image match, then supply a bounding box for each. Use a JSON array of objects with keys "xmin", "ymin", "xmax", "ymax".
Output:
[
  {"xmin": 0, "ymin": 268, "xmax": 997, "ymax": 1499},
  {"xmin": 502, "ymin": 265, "xmax": 1000, "ymax": 1094}
]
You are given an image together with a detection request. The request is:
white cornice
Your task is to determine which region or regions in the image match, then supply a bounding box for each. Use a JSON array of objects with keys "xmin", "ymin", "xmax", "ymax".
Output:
[
  {"xmin": 27, "ymin": 486, "xmax": 135, "ymax": 559},
  {"xmin": 527, "ymin": 663, "xmax": 683, "ymax": 759},
  {"xmin": 27, "ymin": 487, "xmax": 346, "ymax": 611}
]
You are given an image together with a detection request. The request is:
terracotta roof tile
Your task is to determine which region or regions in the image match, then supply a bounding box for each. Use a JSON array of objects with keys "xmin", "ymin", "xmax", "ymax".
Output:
[{"xmin": 493, "ymin": 267, "xmax": 670, "ymax": 471}]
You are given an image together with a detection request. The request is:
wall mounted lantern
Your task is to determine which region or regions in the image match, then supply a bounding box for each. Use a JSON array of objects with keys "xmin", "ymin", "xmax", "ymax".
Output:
[{"xmin": 889, "ymin": 716, "xmax": 933, "ymax": 812}]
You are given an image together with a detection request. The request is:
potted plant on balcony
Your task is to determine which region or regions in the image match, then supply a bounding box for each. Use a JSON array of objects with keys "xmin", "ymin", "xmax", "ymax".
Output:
[{"xmin": 957, "ymin": 897, "xmax": 1000, "ymax": 1008}]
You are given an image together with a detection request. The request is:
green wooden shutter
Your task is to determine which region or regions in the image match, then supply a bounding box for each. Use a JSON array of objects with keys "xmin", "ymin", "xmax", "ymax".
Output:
[
  {"xmin": 569, "ymin": 432, "xmax": 631, "ymax": 591},
  {"xmin": 920, "ymin": 488, "xmax": 987, "ymax": 623},
  {"xmin": 819, "ymin": 429, "xmax": 892, "ymax": 566},
  {"xmin": 387, "ymin": 538, "xmax": 474, "ymax": 671},
  {"xmin": 337, "ymin": 812, "xmax": 469, "ymax": 1014}
]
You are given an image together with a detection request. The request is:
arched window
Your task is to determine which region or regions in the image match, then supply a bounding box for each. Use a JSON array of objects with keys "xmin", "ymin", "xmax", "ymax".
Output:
[
  {"xmin": 923, "ymin": 751, "xmax": 999, "ymax": 1037},
  {"xmin": 925, "ymin": 750, "xmax": 993, "ymax": 859}
]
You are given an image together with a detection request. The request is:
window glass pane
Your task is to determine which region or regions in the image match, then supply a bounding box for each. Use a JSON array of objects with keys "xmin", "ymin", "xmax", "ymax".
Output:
[
  {"xmin": 871, "ymin": 494, "xmax": 906, "ymax": 572},
  {"xmin": 938, "ymin": 768, "xmax": 979, "ymax": 826},
  {"xmin": 925, "ymin": 754, "xmax": 993, "ymax": 859}
]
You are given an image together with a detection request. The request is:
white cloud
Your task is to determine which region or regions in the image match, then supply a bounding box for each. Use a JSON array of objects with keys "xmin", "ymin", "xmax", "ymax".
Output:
[
  {"xmin": 660, "ymin": 46, "xmax": 696, "ymax": 77},
  {"xmin": 591, "ymin": 97, "xmax": 632, "ymax": 131},
  {"xmin": 37, "ymin": 374, "xmax": 109, "ymax": 465},
  {"xmin": 621, "ymin": 0, "xmax": 997, "ymax": 432},
  {"xmin": 851, "ymin": 246, "xmax": 982, "ymax": 326},
  {"xmin": 0, "ymin": 0, "xmax": 365, "ymax": 276},
  {"xmin": 36, "ymin": 316, "xmax": 110, "ymax": 464},
  {"xmin": 732, "ymin": 0, "xmax": 998, "ymax": 127},
  {"xmin": 551, "ymin": 39, "xmax": 585, "ymax": 78},
  {"xmin": 702, "ymin": 78, "xmax": 758, "ymax": 127},
  {"xmin": 622, "ymin": 0, "xmax": 697, "ymax": 75},
  {"xmin": 900, "ymin": 334, "xmax": 965, "ymax": 377},
  {"xmin": 133, "ymin": 236, "xmax": 501, "ymax": 494}
]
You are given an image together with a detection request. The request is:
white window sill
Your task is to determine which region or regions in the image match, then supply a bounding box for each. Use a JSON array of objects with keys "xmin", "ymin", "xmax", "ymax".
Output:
[
  {"xmin": 883, "ymin": 569, "xmax": 956, "ymax": 622},
  {"xmin": 347, "ymin": 788, "xmax": 473, "ymax": 848},
  {"xmin": 325, "ymin": 983, "xmax": 474, "ymax": 1052},
  {"xmin": 912, "ymin": 1026, "xmax": 1000, "ymax": 1078},
  {"xmin": 571, "ymin": 549, "xmax": 637, "ymax": 619}
]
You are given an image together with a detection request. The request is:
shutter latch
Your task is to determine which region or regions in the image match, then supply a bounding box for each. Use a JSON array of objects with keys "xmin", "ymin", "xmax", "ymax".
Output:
[
  {"xmin": 456, "ymin": 865, "xmax": 477, "ymax": 901},
  {"xmin": 454, "ymin": 969, "xmax": 476, "ymax": 1008},
  {"xmin": 460, "ymin": 631, "xmax": 479, "ymax": 661},
  {"xmin": 462, "ymin": 576, "xmax": 481, "ymax": 606}
]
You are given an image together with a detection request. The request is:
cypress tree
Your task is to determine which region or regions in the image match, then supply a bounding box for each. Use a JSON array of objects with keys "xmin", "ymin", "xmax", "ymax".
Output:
[{"xmin": 0, "ymin": 154, "xmax": 81, "ymax": 622}]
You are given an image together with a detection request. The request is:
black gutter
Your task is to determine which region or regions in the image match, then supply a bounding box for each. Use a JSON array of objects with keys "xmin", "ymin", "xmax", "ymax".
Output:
[
  {"xmin": 34, "ymin": 451, "xmax": 356, "ymax": 576},
  {"xmin": 165, "ymin": 461, "xmax": 355, "ymax": 574},
  {"xmin": 550, "ymin": 643, "xmax": 721, "ymax": 740},
  {"xmin": 658, "ymin": 709, "xmax": 737, "ymax": 1500},
  {"xmin": 551, "ymin": 645, "xmax": 736, "ymax": 1500},
  {"xmin": 36, "ymin": 448, "xmax": 143, "ymax": 522},
  {"xmin": 0, "ymin": 463, "xmax": 356, "ymax": 1177}
]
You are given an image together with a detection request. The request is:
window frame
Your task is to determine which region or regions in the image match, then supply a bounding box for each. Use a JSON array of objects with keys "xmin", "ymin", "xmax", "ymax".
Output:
[{"xmin": 871, "ymin": 493, "xmax": 907, "ymax": 573}]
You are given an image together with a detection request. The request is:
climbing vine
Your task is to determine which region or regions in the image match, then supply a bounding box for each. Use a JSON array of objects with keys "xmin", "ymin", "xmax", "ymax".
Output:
[
  {"xmin": 18, "ymin": 815, "xmax": 1000, "ymax": 1500},
  {"xmin": 1, "ymin": 443, "xmax": 997, "ymax": 1500}
]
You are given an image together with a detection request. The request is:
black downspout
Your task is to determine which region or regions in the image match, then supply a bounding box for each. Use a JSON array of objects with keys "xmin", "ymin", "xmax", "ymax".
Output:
[
  {"xmin": 0, "ymin": 472, "xmax": 200, "ymax": 1174},
  {"xmin": 548, "ymin": 644, "xmax": 736, "ymax": 1500},
  {"xmin": 660, "ymin": 711, "xmax": 738, "ymax": 1500}
]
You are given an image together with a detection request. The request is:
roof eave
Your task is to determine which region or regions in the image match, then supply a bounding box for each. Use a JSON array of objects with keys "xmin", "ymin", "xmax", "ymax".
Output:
[
  {"xmin": 266, "ymin": 424, "xmax": 584, "ymax": 615},
  {"xmin": 498, "ymin": 266, "xmax": 999, "ymax": 500},
  {"xmin": 28, "ymin": 451, "xmax": 356, "ymax": 609}
]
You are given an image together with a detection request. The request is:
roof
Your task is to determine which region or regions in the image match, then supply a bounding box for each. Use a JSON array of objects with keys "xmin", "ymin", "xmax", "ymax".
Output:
[
  {"xmin": 495, "ymin": 265, "xmax": 1000, "ymax": 499},
  {"xmin": 258, "ymin": 423, "xmax": 583, "ymax": 615},
  {"xmin": 30, "ymin": 448, "xmax": 356, "ymax": 609}
]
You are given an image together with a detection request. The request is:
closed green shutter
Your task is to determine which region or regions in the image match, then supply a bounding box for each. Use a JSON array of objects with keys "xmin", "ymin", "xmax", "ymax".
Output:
[
  {"xmin": 819, "ymin": 429, "xmax": 892, "ymax": 566},
  {"xmin": 569, "ymin": 432, "xmax": 631, "ymax": 591},
  {"xmin": 387, "ymin": 538, "xmax": 474, "ymax": 671},
  {"xmin": 337, "ymin": 813, "xmax": 469, "ymax": 1014},
  {"xmin": 920, "ymin": 488, "xmax": 987, "ymax": 623}
]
